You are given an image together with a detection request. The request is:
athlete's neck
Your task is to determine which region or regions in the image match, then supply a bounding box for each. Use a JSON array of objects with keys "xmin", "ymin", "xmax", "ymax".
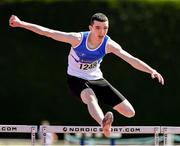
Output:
[{"xmin": 87, "ymin": 32, "xmax": 103, "ymax": 50}]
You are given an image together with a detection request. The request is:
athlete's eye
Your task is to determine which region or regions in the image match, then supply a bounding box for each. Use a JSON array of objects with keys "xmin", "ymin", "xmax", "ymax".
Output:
[
  {"xmin": 104, "ymin": 27, "xmax": 108, "ymax": 30},
  {"xmin": 95, "ymin": 26, "xmax": 100, "ymax": 30}
]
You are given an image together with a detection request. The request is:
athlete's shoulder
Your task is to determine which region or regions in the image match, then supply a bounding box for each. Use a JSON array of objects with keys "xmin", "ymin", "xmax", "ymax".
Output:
[
  {"xmin": 81, "ymin": 31, "xmax": 90, "ymax": 37},
  {"xmin": 70, "ymin": 32, "xmax": 82, "ymax": 40},
  {"xmin": 106, "ymin": 38, "xmax": 123, "ymax": 53},
  {"xmin": 72, "ymin": 31, "xmax": 90, "ymax": 48},
  {"xmin": 70, "ymin": 32, "xmax": 82, "ymax": 48},
  {"xmin": 74, "ymin": 31, "xmax": 90, "ymax": 41},
  {"xmin": 106, "ymin": 38, "xmax": 116, "ymax": 48}
]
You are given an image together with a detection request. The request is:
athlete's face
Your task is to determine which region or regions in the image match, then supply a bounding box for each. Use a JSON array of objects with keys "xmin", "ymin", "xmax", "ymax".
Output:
[{"xmin": 89, "ymin": 20, "xmax": 109, "ymax": 40}]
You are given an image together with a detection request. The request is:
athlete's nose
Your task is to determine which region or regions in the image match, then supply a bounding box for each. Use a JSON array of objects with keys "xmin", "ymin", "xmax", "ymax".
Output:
[{"xmin": 99, "ymin": 29, "xmax": 105, "ymax": 36}]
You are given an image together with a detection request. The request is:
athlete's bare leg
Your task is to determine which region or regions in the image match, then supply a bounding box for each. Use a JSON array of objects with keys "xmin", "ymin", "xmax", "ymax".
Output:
[
  {"xmin": 80, "ymin": 88, "xmax": 104, "ymax": 125},
  {"xmin": 113, "ymin": 99, "xmax": 135, "ymax": 118},
  {"xmin": 80, "ymin": 88, "xmax": 113, "ymax": 137}
]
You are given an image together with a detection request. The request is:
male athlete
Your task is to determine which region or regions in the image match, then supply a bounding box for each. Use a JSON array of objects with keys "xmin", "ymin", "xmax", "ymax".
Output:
[{"xmin": 9, "ymin": 13, "xmax": 164, "ymax": 137}]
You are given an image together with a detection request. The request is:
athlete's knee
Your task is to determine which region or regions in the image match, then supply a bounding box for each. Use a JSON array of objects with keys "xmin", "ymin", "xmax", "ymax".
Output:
[
  {"xmin": 117, "ymin": 106, "xmax": 135, "ymax": 118},
  {"xmin": 125, "ymin": 108, "xmax": 135, "ymax": 118},
  {"xmin": 119, "ymin": 107, "xmax": 135, "ymax": 118},
  {"xmin": 80, "ymin": 88, "xmax": 97, "ymax": 104},
  {"xmin": 113, "ymin": 99, "xmax": 135, "ymax": 118}
]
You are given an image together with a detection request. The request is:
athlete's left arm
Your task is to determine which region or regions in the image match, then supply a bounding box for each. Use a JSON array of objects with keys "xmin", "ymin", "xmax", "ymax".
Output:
[{"xmin": 106, "ymin": 39, "xmax": 164, "ymax": 85}]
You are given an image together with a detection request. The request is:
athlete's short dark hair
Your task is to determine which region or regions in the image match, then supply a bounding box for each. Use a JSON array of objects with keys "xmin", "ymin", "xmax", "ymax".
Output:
[{"xmin": 90, "ymin": 13, "xmax": 108, "ymax": 25}]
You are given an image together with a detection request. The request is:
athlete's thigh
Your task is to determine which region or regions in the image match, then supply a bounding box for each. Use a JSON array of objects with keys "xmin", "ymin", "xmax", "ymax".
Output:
[
  {"xmin": 87, "ymin": 78, "xmax": 126, "ymax": 107},
  {"xmin": 67, "ymin": 74, "xmax": 88, "ymax": 99}
]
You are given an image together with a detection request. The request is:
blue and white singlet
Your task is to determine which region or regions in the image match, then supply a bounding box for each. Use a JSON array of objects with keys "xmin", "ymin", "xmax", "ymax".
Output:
[{"xmin": 67, "ymin": 31, "xmax": 110, "ymax": 80}]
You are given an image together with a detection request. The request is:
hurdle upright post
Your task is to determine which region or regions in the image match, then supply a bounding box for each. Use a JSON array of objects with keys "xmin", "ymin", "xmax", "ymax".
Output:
[
  {"xmin": 31, "ymin": 126, "xmax": 36, "ymax": 146},
  {"xmin": 42, "ymin": 126, "xmax": 47, "ymax": 146},
  {"xmin": 162, "ymin": 127, "xmax": 168, "ymax": 146},
  {"xmin": 154, "ymin": 127, "xmax": 160, "ymax": 146}
]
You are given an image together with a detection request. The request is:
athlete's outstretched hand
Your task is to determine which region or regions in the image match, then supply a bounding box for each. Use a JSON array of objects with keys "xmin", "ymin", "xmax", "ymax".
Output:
[
  {"xmin": 9, "ymin": 15, "xmax": 22, "ymax": 27},
  {"xmin": 151, "ymin": 70, "xmax": 164, "ymax": 85}
]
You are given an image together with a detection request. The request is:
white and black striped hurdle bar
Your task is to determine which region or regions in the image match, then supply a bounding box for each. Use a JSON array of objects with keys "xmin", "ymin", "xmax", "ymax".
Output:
[
  {"xmin": 40, "ymin": 126, "xmax": 161, "ymax": 145},
  {"xmin": 0, "ymin": 125, "xmax": 37, "ymax": 146}
]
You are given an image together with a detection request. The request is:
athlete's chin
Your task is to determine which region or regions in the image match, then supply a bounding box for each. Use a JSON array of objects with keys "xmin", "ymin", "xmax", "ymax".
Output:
[{"xmin": 98, "ymin": 36, "xmax": 104, "ymax": 40}]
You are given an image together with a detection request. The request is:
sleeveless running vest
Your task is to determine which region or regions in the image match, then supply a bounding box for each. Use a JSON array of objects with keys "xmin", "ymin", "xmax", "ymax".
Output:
[{"xmin": 67, "ymin": 31, "xmax": 109, "ymax": 80}]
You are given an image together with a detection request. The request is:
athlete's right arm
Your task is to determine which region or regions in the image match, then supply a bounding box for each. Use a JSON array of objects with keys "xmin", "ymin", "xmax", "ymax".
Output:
[{"xmin": 9, "ymin": 15, "xmax": 81, "ymax": 47}]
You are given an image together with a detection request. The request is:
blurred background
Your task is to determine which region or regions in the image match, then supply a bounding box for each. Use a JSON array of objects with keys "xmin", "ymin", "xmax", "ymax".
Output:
[{"xmin": 0, "ymin": 0, "xmax": 180, "ymax": 144}]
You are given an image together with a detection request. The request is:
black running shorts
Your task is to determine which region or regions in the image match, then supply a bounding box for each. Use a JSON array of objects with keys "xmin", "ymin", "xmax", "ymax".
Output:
[{"xmin": 67, "ymin": 74, "xmax": 126, "ymax": 107}]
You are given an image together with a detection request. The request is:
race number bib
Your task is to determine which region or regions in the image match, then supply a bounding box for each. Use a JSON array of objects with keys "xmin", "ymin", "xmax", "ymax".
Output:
[{"xmin": 79, "ymin": 61, "xmax": 98, "ymax": 70}]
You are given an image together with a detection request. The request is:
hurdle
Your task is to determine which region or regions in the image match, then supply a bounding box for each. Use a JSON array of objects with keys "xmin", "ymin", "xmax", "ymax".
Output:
[
  {"xmin": 0, "ymin": 125, "xmax": 37, "ymax": 146},
  {"xmin": 40, "ymin": 125, "xmax": 160, "ymax": 145}
]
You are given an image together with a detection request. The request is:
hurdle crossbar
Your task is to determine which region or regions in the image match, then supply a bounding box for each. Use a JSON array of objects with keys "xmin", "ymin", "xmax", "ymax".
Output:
[
  {"xmin": 40, "ymin": 126, "xmax": 160, "ymax": 145},
  {"xmin": 0, "ymin": 125, "xmax": 37, "ymax": 146},
  {"xmin": 161, "ymin": 126, "xmax": 180, "ymax": 134},
  {"xmin": 40, "ymin": 125, "xmax": 160, "ymax": 134}
]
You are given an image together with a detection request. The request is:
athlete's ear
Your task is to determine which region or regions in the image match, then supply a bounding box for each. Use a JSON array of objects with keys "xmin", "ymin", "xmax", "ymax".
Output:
[{"xmin": 89, "ymin": 25, "xmax": 92, "ymax": 31}]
